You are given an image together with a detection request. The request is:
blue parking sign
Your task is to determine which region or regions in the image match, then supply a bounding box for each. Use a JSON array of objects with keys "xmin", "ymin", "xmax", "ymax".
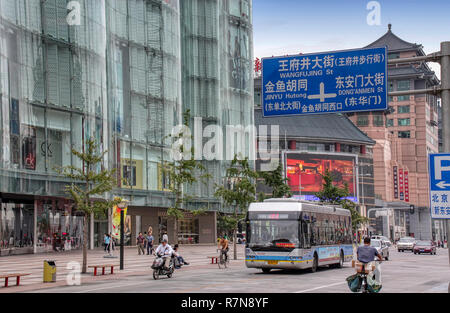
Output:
[
  {"xmin": 262, "ymin": 47, "xmax": 388, "ymax": 117},
  {"xmin": 429, "ymin": 154, "xmax": 450, "ymax": 219}
]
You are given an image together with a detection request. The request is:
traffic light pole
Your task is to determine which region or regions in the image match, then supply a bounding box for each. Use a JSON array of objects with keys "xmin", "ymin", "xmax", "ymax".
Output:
[
  {"xmin": 388, "ymin": 42, "xmax": 450, "ymax": 291},
  {"xmin": 439, "ymin": 43, "xmax": 450, "ymax": 288}
]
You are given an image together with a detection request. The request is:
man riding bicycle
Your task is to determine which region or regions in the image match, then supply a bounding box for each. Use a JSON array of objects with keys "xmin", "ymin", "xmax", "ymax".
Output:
[
  {"xmin": 218, "ymin": 235, "xmax": 229, "ymax": 262},
  {"xmin": 357, "ymin": 237, "xmax": 382, "ymax": 273}
]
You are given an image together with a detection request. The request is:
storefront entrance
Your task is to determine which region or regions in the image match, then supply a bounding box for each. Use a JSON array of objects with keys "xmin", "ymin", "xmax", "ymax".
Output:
[{"xmin": 178, "ymin": 217, "xmax": 199, "ymax": 244}]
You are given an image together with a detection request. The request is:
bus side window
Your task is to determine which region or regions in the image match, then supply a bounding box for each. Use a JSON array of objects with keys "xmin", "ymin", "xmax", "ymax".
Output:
[
  {"xmin": 310, "ymin": 214, "xmax": 316, "ymax": 246},
  {"xmin": 301, "ymin": 220, "xmax": 310, "ymax": 248}
]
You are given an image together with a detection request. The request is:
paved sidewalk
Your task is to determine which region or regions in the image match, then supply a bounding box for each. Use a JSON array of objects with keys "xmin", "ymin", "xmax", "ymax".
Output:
[{"xmin": 0, "ymin": 244, "xmax": 245, "ymax": 293}]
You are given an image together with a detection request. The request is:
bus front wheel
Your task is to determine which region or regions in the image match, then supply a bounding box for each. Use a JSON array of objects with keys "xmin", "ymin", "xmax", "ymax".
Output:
[{"xmin": 262, "ymin": 268, "xmax": 271, "ymax": 274}]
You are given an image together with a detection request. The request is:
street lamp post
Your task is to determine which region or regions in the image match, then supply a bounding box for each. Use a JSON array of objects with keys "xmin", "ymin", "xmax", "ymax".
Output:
[
  {"xmin": 117, "ymin": 199, "xmax": 128, "ymax": 270},
  {"xmin": 120, "ymin": 208, "xmax": 124, "ymax": 270}
]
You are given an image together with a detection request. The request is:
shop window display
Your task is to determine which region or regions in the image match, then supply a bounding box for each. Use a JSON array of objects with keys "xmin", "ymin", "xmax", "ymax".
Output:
[
  {"xmin": 178, "ymin": 217, "xmax": 199, "ymax": 244},
  {"xmin": 0, "ymin": 203, "xmax": 34, "ymax": 250},
  {"xmin": 36, "ymin": 200, "xmax": 84, "ymax": 252}
]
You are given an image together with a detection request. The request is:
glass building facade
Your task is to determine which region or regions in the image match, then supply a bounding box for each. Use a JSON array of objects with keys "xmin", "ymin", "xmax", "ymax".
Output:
[{"xmin": 0, "ymin": 0, "xmax": 253, "ymax": 254}]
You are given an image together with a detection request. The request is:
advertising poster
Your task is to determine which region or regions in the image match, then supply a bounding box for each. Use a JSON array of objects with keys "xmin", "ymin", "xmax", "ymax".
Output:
[
  {"xmin": 285, "ymin": 152, "xmax": 357, "ymax": 201},
  {"xmin": 112, "ymin": 205, "xmax": 131, "ymax": 242},
  {"xmin": 22, "ymin": 126, "xmax": 36, "ymax": 170}
]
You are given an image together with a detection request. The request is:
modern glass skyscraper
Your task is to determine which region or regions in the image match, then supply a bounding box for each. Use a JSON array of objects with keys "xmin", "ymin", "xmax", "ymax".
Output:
[{"xmin": 0, "ymin": 0, "xmax": 253, "ymax": 254}]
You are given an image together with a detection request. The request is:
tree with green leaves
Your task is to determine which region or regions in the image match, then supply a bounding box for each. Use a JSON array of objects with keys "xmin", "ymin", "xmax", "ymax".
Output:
[
  {"xmin": 56, "ymin": 138, "xmax": 120, "ymax": 273},
  {"xmin": 315, "ymin": 169, "xmax": 368, "ymax": 240},
  {"xmin": 215, "ymin": 155, "xmax": 258, "ymax": 260},
  {"xmin": 258, "ymin": 163, "xmax": 292, "ymax": 200},
  {"xmin": 163, "ymin": 110, "xmax": 209, "ymax": 244},
  {"xmin": 217, "ymin": 213, "xmax": 237, "ymax": 238}
]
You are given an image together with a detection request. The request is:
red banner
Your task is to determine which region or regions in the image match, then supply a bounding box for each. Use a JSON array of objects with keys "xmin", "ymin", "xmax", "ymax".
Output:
[
  {"xmin": 399, "ymin": 169, "xmax": 404, "ymax": 201},
  {"xmin": 393, "ymin": 166, "xmax": 398, "ymax": 199},
  {"xmin": 404, "ymin": 170, "xmax": 409, "ymax": 202}
]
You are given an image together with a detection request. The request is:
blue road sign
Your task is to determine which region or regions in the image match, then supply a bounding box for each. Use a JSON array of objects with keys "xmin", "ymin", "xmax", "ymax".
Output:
[
  {"xmin": 261, "ymin": 47, "xmax": 388, "ymax": 117},
  {"xmin": 429, "ymin": 153, "xmax": 450, "ymax": 219}
]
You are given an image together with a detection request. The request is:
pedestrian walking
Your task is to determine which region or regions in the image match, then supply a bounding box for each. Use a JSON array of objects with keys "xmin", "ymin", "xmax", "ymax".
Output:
[
  {"xmin": 162, "ymin": 231, "xmax": 169, "ymax": 244},
  {"xmin": 143, "ymin": 232, "xmax": 148, "ymax": 250},
  {"xmin": 103, "ymin": 233, "xmax": 108, "ymax": 251},
  {"xmin": 105, "ymin": 234, "xmax": 111, "ymax": 255},
  {"xmin": 136, "ymin": 232, "xmax": 145, "ymax": 255},
  {"xmin": 147, "ymin": 232, "xmax": 154, "ymax": 255}
]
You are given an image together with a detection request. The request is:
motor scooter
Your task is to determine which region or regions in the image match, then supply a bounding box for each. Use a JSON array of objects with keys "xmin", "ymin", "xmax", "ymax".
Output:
[{"xmin": 151, "ymin": 253, "xmax": 175, "ymax": 280}]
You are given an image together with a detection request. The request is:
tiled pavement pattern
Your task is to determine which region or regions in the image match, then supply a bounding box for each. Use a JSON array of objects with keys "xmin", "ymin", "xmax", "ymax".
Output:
[{"xmin": 0, "ymin": 244, "xmax": 245, "ymax": 292}]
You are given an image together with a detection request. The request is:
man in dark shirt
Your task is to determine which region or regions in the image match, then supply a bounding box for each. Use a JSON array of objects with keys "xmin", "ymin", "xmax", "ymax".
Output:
[{"xmin": 357, "ymin": 237, "xmax": 383, "ymax": 263}]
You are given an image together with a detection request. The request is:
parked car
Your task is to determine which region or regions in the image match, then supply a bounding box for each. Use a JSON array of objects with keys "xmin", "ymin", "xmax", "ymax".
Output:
[
  {"xmin": 397, "ymin": 237, "xmax": 416, "ymax": 252},
  {"xmin": 413, "ymin": 240, "xmax": 436, "ymax": 255},
  {"xmin": 370, "ymin": 239, "xmax": 390, "ymax": 260},
  {"xmin": 371, "ymin": 235, "xmax": 392, "ymax": 247}
]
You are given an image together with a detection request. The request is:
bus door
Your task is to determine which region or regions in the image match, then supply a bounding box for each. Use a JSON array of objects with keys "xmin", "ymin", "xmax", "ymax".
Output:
[{"xmin": 300, "ymin": 212, "xmax": 312, "ymax": 257}]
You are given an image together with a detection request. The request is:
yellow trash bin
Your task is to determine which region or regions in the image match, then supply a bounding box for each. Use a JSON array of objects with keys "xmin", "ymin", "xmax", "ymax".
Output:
[{"xmin": 43, "ymin": 260, "xmax": 56, "ymax": 283}]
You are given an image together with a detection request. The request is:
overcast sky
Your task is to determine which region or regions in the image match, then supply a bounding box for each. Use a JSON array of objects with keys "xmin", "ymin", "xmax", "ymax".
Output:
[{"xmin": 253, "ymin": 0, "xmax": 450, "ymax": 79}]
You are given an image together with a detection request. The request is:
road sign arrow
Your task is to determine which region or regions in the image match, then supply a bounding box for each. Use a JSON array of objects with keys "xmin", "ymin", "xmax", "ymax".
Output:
[{"xmin": 436, "ymin": 181, "xmax": 450, "ymax": 189}]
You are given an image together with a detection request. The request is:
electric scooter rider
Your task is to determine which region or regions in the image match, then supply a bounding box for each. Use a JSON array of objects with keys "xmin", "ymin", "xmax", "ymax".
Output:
[{"xmin": 154, "ymin": 238, "xmax": 173, "ymax": 271}]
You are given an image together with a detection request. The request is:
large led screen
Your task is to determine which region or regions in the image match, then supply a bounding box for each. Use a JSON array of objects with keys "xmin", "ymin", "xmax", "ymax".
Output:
[{"xmin": 285, "ymin": 153, "xmax": 357, "ymax": 201}]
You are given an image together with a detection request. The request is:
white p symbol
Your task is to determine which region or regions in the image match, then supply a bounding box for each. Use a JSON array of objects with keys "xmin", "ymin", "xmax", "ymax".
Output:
[
  {"xmin": 67, "ymin": 1, "xmax": 81, "ymax": 26},
  {"xmin": 434, "ymin": 156, "xmax": 450, "ymax": 180}
]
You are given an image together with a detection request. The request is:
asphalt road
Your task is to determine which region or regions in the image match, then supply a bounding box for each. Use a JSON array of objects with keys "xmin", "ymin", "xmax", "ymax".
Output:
[{"xmin": 30, "ymin": 247, "xmax": 449, "ymax": 293}]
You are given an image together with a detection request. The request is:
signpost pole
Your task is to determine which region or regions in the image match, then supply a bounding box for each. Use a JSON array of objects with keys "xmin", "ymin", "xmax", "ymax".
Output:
[{"xmin": 439, "ymin": 42, "xmax": 450, "ymax": 291}]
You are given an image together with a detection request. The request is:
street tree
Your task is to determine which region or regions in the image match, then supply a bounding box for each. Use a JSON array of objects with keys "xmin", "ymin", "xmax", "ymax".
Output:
[
  {"xmin": 163, "ymin": 110, "xmax": 209, "ymax": 244},
  {"xmin": 217, "ymin": 213, "xmax": 237, "ymax": 238},
  {"xmin": 258, "ymin": 163, "xmax": 292, "ymax": 200},
  {"xmin": 215, "ymin": 155, "xmax": 258, "ymax": 260},
  {"xmin": 56, "ymin": 138, "xmax": 119, "ymax": 273},
  {"xmin": 315, "ymin": 169, "xmax": 368, "ymax": 240}
]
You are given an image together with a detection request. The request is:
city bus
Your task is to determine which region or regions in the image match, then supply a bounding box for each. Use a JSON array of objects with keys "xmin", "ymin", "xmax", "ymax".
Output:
[{"xmin": 245, "ymin": 198, "xmax": 354, "ymax": 273}]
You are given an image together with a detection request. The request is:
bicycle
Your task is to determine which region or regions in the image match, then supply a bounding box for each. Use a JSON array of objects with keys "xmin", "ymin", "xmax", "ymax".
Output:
[
  {"xmin": 217, "ymin": 248, "xmax": 229, "ymax": 269},
  {"xmin": 355, "ymin": 260, "xmax": 382, "ymax": 293}
]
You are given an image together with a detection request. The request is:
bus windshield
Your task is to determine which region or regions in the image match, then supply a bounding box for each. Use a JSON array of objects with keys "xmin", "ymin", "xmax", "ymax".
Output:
[{"xmin": 249, "ymin": 220, "xmax": 299, "ymax": 248}]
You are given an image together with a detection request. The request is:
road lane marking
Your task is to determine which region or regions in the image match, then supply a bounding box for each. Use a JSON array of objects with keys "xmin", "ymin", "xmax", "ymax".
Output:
[{"xmin": 294, "ymin": 281, "xmax": 345, "ymax": 293}]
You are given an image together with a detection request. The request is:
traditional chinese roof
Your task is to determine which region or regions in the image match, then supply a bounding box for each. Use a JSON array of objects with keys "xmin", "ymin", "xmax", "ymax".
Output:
[
  {"xmin": 365, "ymin": 24, "xmax": 424, "ymax": 55},
  {"xmin": 365, "ymin": 24, "xmax": 439, "ymax": 85},
  {"xmin": 254, "ymin": 108, "xmax": 376, "ymax": 146}
]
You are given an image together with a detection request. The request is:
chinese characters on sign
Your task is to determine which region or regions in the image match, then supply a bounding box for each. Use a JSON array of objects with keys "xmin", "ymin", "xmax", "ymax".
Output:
[
  {"xmin": 404, "ymin": 170, "xmax": 409, "ymax": 202},
  {"xmin": 399, "ymin": 168, "xmax": 404, "ymax": 201},
  {"xmin": 262, "ymin": 47, "xmax": 387, "ymax": 116},
  {"xmin": 429, "ymin": 154, "xmax": 450, "ymax": 219},
  {"xmin": 393, "ymin": 166, "xmax": 398, "ymax": 199},
  {"xmin": 254, "ymin": 57, "xmax": 262, "ymax": 74}
]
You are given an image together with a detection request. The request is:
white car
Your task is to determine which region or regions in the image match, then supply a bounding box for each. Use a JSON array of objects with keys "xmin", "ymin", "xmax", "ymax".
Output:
[
  {"xmin": 397, "ymin": 237, "xmax": 416, "ymax": 252},
  {"xmin": 370, "ymin": 239, "xmax": 390, "ymax": 260},
  {"xmin": 371, "ymin": 235, "xmax": 392, "ymax": 247}
]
